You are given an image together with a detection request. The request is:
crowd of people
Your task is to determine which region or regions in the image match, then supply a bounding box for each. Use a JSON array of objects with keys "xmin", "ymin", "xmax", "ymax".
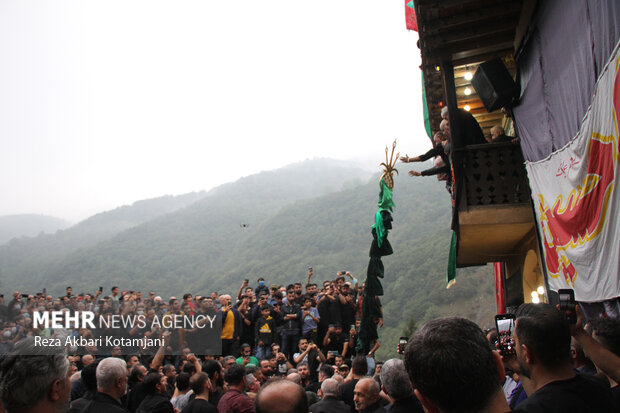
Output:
[
  {"xmin": 0, "ymin": 269, "xmax": 377, "ymax": 362},
  {"xmin": 1, "ymin": 271, "xmax": 620, "ymax": 412}
]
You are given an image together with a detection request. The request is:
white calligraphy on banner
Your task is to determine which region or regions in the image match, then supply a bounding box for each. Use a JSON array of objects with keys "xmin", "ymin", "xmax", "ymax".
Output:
[{"xmin": 526, "ymin": 41, "xmax": 620, "ymax": 302}]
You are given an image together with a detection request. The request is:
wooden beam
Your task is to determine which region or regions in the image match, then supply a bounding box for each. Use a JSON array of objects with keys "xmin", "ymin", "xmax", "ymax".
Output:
[
  {"xmin": 422, "ymin": 19, "xmax": 520, "ymax": 49},
  {"xmin": 420, "ymin": 2, "xmax": 522, "ymax": 35},
  {"xmin": 423, "ymin": 46, "xmax": 515, "ymax": 69},
  {"xmin": 436, "ymin": 30, "xmax": 515, "ymax": 56}
]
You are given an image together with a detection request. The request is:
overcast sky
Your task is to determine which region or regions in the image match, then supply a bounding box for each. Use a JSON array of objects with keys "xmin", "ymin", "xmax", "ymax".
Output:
[{"xmin": 0, "ymin": 1, "xmax": 425, "ymax": 223}]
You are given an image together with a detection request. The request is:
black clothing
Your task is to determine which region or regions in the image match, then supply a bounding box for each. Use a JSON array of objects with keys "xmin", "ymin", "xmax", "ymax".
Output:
[
  {"xmin": 512, "ymin": 374, "xmax": 614, "ymax": 412},
  {"xmin": 340, "ymin": 301, "xmax": 356, "ymax": 335},
  {"xmin": 360, "ymin": 401, "xmax": 386, "ymax": 413},
  {"xmin": 255, "ymin": 315, "xmax": 277, "ymax": 347},
  {"xmin": 418, "ymin": 143, "xmax": 451, "ymax": 171},
  {"xmin": 418, "ymin": 144, "xmax": 445, "ymax": 162},
  {"xmin": 317, "ymin": 298, "xmax": 332, "ymax": 345},
  {"xmin": 165, "ymin": 381, "xmax": 175, "ymax": 399},
  {"xmin": 71, "ymin": 378, "xmax": 88, "ymax": 401},
  {"xmin": 80, "ymin": 392, "xmax": 128, "ymax": 413},
  {"xmin": 387, "ymin": 395, "xmax": 423, "ymax": 413},
  {"xmin": 309, "ymin": 396, "xmax": 353, "ymax": 413},
  {"xmin": 189, "ymin": 308, "xmax": 218, "ymax": 354},
  {"xmin": 306, "ymin": 381, "xmax": 321, "ymax": 394},
  {"xmin": 420, "ymin": 164, "xmax": 450, "ymax": 177},
  {"xmin": 306, "ymin": 348, "xmax": 322, "ymax": 384},
  {"xmin": 455, "ymin": 108, "xmax": 486, "ymax": 146},
  {"xmin": 281, "ymin": 302, "xmax": 302, "ymax": 332},
  {"xmin": 136, "ymin": 393, "xmax": 174, "ymax": 413},
  {"xmin": 338, "ymin": 379, "xmax": 358, "ymax": 411},
  {"xmin": 126, "ymin": 381, "xmax": 147, "ymax": 412},
  {"xmin": 293, "ymin": 294, "xmax": 305, "ymax": 307},
  {"xmin": 611, "ymin": 385, "xmax": 620, "ymax": 411},
  {"xmin": 416, "ymin": 142, "xmax": 451, "ymax": 178},
  {"xmin": 68, "ymin": 390, "xmax": 95, "ymax": 413},
  {"xmin": 255, "ymin": 285, "xmax": 270, "ymax": 297},
  {"xmin": 182, "ymin": 398, "xmax": 218, "ymax": 413},
  {"xmin": 328, "ymin": 296, "xmax": 342, "ymax": 326},
  {"xmin": 209, "ymin": 387, "xmax": 225, "ymax": 408},
  {"xmin": 493, "ymin": 134, "xmax": 514, "ymax": 143},
  {"xmin": 324, "ymin": 332, "xmax": 346, "ymax": 355}
]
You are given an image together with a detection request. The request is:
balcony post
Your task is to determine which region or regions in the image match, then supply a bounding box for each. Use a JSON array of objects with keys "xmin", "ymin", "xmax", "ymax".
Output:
[{"xmin": 494, "ymin": 262, "xmax": 506, "ymax": 313}]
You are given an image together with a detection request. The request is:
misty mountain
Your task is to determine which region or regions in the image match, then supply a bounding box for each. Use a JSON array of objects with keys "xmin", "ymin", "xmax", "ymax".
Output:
[
  {"xmin": 0, "ymin": 192, "xmax": 208, "ymax": 285},
  {"xmin": 0, "ymin": 214, "xmax": 72, "ymax": 245},
  {"xmin": 0, "ymin": 159, "xmax": 372, "ymax": 288}
]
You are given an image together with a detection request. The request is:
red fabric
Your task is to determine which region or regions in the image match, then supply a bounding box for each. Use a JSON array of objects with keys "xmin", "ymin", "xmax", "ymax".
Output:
[
  {"xmin": 405, "ymin": 0, "xmax": 418, "ymax": 31},
  {"xmin": 217, "ymin": 389, "xmax": 254, "ymax": 413}
]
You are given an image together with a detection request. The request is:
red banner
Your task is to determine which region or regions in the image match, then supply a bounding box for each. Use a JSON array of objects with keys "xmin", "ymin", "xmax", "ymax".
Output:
[
  {"xmin": 526, "ymin": 41, "xmax": 620, "ymax": 302},
  {"xmin": 405, "ymin": 0, "xmax": 418, "ymax": 31}
]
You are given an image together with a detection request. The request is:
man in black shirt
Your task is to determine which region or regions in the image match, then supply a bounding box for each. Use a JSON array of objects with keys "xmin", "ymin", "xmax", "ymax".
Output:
[
  {"xmin": 136, "ymin": 372, "xmax": 174, "ymax": 413},
  {"xmin": 68, "ymin": 361, "xmax": 99, "ymax": 413},
  {"xmin": 281, "ymin": 289, "xmax": 301, "ymax": 360},
  {"xmin": 202, "ymin": 360, "xmax": 225, "ymax": 407},
  {"xmin": 510, "ymin": 303, "xmax": 614, "ymax": 412},
  {"xmin": 322, "ymin": 324, "xmax": 346, "ymax": 357},
  {"xmin": 309, "ymin": 378, "xmax": 352, "ymax": 413},
  {"xmin": 293, "ymin": 338, "xmax": 325, "ymax": 384},
  {"xmin": 181, "ymin": 372, "xmax": 217, "ymax": 413},
  {"xmin": 82, "ymin": 357, "xmax": 128, "ymax": 413},
  {"xmin": 441, "ymin": 106, "xmax": 486, "ymax": 146},
  {"xmin": 338, "ymin": 356, "xmax": 367, "ymax": 411},
  {"xmin": 162, "ymin": 365, "xmax": 177, "ymax": 399}
]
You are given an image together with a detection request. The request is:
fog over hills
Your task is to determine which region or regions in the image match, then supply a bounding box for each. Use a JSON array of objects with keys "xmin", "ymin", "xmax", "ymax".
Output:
[
  {"xmin": 0, "ymin": 214, "xmax": 72, "ymax": 245},
  {"xmin": 0, "ymin": 159, "xmax": 373, "ymax": 291}
]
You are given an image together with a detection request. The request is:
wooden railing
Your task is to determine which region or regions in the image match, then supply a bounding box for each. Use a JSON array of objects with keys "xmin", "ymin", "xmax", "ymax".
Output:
[{"xmin": 461, "ymin": 142, "xmax": 531, "ymax": 207}]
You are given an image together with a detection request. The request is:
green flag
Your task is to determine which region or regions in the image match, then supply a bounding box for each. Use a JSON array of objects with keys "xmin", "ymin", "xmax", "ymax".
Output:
[
  {"xmin": 446, "ymin": 230, "xmax": 457, "ymax": 288},
  {"xmin": 422, "ymin": 76, "xmax": 432, "ymax": 139}
]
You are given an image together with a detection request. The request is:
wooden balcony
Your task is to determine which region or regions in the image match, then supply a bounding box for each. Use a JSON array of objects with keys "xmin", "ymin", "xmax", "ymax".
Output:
[{"xmin": 456, "ymin": 142, "xmax": 535, "ymax": 266}]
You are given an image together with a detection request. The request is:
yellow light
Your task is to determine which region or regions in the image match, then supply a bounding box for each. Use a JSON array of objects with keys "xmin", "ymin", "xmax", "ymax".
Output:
[
  {"xmin": 537, "ymin": 286, "xmax": 545, "ymax": 295},
  {"xmin": 464, "ymin": 105, "xmax": 471, "ymax": 111},
  {"xmin": 464, "ymin": 72, "xmax": 473, "ymax": 80},
  {"xmin": 435, "ymin": 65, "xmax": 441, "ymax": 72},
  {"xmin": 464, "ymin": 87, "xmax": 472, "ymax": 96}
]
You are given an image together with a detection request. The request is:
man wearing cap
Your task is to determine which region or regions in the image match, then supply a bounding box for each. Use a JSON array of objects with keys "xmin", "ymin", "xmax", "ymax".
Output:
[{"xmin": 267, "ymin": 285, "xmax": 279, "ymax": 306}]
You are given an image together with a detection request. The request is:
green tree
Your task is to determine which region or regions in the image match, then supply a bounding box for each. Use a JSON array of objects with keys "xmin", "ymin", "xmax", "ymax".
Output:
[{"xmin": 401, "ymin": 315, "xmax": 418, "ymax": 338}]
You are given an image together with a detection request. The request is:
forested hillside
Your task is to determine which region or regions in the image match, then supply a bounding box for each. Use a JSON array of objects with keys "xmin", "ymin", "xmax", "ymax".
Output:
[
  {"xmin": 0, "ymin": 159, "xmax": 371, "ymax": 291},
  {"xmin": 0, "ymin": 214, "xmax": 72, "ymax": 245},
  {"xmin": 0, "ymin": 192, "xmax": 208, "ymax": 287},
  {"xmin": 0, "ymin": 159, "xmax": 496, "ymax": 360}
]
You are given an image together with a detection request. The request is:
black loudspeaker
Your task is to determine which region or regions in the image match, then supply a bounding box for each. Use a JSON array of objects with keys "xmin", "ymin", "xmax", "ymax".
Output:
[{"xmin": 471, "ymin": 58, "xmax": 519, "ymax": 112}]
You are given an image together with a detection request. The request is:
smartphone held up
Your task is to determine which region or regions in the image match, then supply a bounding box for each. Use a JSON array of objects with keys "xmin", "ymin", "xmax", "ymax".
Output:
[
  {"xmin": 558, "ymin": 289, "xmax": 577, "ymax": 324},
  {"xmin": 495, "ymin": 313, "xmax": 516, "ymax": 356}
]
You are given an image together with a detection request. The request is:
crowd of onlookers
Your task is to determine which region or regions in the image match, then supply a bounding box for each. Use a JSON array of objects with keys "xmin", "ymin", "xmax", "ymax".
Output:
[
  {"xmin": 1, "ymin": 273, "xmax": 620, "ymax": 412},
  {"xmin": 0, "ymin": 270, "xmax": 375, "ymax": 362}
]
